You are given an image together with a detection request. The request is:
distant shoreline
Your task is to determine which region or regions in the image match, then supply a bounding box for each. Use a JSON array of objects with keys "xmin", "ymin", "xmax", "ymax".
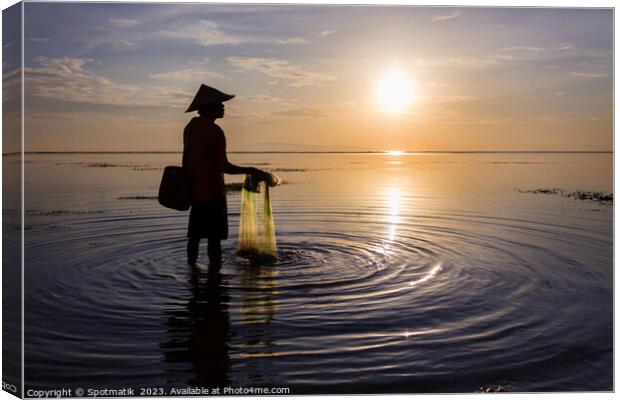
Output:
[{"xmin": 3, "ymin": 150, "xmax": 614, "ymax": 155}]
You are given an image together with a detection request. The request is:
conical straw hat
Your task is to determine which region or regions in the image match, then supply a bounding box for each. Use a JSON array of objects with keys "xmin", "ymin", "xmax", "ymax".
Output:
[{"xmin": 185, "ymin": 84, "xmax": 235, "ymax": 112}]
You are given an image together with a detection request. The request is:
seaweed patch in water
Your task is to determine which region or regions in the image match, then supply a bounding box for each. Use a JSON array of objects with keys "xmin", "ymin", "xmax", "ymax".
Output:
[
  {"xmin": 117, "ymin": 195, "xmax": 158, "ymax": 200},
  {"xmin": 489, "ymin": 161, "xmax": 551, "ymax": 164},
  {"xmin": 517, "ymin": 188, "xmax": 613, "ymax": 203},
  {"xmin": 60, "ymin": 162, "xmax": 160, "ymax": 170},
  {"xmin": 26, "ymin": 209, "xmax": 103, "ymax": 216},
  {"xmin": 269, "ymin": 168, "xmax": 307, "ymax": 172},
  {"xmin": 88, "ymin": 163, "xmax": 135, "ymax": 168},
  {"xmin": 130, "ymin": 167, "xmax": 160, "ymax": 171},
  {"xmin": 479, "ymin": 385, "xmax": 512, "ymax": 393}
]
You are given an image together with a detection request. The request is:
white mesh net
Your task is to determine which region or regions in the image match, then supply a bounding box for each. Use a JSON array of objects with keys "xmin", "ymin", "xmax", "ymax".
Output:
[{"xmin": 237, "ymin": 175, "xmax": 277, "ymax": 258}]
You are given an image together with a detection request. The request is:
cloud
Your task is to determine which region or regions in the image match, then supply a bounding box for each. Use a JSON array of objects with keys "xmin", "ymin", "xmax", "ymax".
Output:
[
  {"xmin": 424, "ymin": 94, "xmax": 482, "ymax": 104},
  {"xmin": 113, "ymin": 40, "xmax": 138, "ymax": 51},
  {"xmin": 417, "ymin": 54, "xmax": 513, "ymax": 67},
  {"xmin": 319, "ymin": 30, "xmax": 335, "ymax": 37},
  {"xmin": 556, "ymin": 44, "xmax": 575, "ymax": 50},
  {"xmin": 272, "ymin": 107, "xmax": 330, "ymax": 118},
  {"xmin": 568, "ymin": 71, "xmax": 607, "ymax": 78},
  {"xmin": 277, "ymin": 37, "xmax": 309, "ymax": 45},
  {"xmin": 412, "ymin": 112, "xmax": 599, "ymax": 126},
  {"xmin": 2, "ymin": 68, "xmax": 22, "ymax": 104},
  {"xmin": 555, "ymin": 92, "xmax": 566, "ymax": 96},
  {"xmin": 150, "ymin": 68, "xmax": 224, "ymax": 81},
  {"xmin": 500, "ymin": 46, "xmax": 545, "ymax": 53},
  {"xmin": 160, "ymin": 19, "xmax": 240, "ymax": 46},
  {"xmin": 242, "ymin": 94, "xmax": 286, "ymax": 103},
  {"xmin": 108, "ymin": 18, "xmax": 140, "ymax": 28},
  {"xmin": 188, "ymin": 58, "xmax": 211, "ymax": 66},
  {"xmin": 227, "ymin": 56, "xmax": 337, "ymax": 87},
  {"xmin": 25, "ymin": 57, "xmax": 191, "ymax": 108},
  {"xmin": 28, "ymin": 37, "xmax": 48, "ymax": 42},
  {"xmin": 431, "ymin": 11, "xmax": 461, "ymax": 22}
]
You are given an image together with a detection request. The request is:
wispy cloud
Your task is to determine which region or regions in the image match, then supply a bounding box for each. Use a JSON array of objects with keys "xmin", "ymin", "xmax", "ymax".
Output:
[
  {"xmin": 113, "ymin": 40, "xmax": 138, "ymax": 51},
  {"xmin": 227, "ymin": 56, "xmax": 337, "ymax": 87},
  {"xmin": 277, "ymin": 37, "xmax": 309, "ymax": 45},
  {"xmin": 319, "ymin": 30, "xmax": 335, "ymax": 37},
  {"xmin": 150, "ymin": 68, "xmax": 224, "ymax": 81},
  {"xmin": 150, "ymin": 58, "xmax": 224, "ymax": 82},
  {"xmin": 160, "ymin": 19, "xmax": 240, "ymax": 47},
  {"xmin": 431, "ymin": 11, "xmax": 461, "ymax": 22},
  {"xmin": 424, "ymin": 94, "xmax": 482, "ymax": 104},
  {"xmin": 108, "ymin": 18, "xmax": 140, "ymax": 28},
  {"xmin": 556, "ymin": 44, "xmax": 575, "ymax": 50},
  {"xmin": 2, "ymin": 68, "xmax": 22, "ymax": 104},
  {"xmin": 417, "ymin": 54, "xmax": 513, "ymax": 67},
  {"xmin": 413, "ymin": 112, "xmax": 602, "ymax": 126},
  {"xmin": 568, "ymin": 71, "xmax": 607, "ymax": 78},
  {"xmin": 242, "ymin": 94, "xmax": 286, "ymax": 103},
  {"xmin": 25, "ymin": 57, "xmax": 190, "ymax": 107},
  {"xmin": 500, "ymin": 46, "xmax": 545, "ymax": 53},
  {"xmin": 28, "ymin": 37, "xmax": 48, "ymax": 42},
  {"xmin": 272, "ymin": 107, "xmax": 331, "ymax": 118},
  {"xmin": 188, "ymin": 58, "xmax": 211, "ymax": 66}
]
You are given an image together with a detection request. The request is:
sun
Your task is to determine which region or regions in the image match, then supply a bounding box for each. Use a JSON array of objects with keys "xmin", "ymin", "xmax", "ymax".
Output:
[{"xmin": 376, "ymin": 69, "xmax": 418, "ymax": 113}]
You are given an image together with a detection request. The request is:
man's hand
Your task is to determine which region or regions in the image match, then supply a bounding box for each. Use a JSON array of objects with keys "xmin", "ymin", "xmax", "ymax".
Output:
[{"xmin": 251, "ymin": 168, "xmax": 271, "ymax": 183}]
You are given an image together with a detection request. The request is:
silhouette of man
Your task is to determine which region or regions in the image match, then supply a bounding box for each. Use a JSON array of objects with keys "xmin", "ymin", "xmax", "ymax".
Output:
[{"xmin": 183, "ymin": 84, "xmax": 269, "ymax": 268}]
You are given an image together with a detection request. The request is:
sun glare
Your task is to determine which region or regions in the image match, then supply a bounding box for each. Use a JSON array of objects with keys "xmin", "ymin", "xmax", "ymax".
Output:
[{"xmin": 377, "ymin": 69, "xmax": 417, "ymax": 113}]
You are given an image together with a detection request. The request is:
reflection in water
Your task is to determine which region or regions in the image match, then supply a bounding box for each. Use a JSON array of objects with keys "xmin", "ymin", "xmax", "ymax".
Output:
[
  {"xmin": 386, "ymin": 187, "xmax": 401, "ymax": 242},
  {"xmin": 237, "ymin": 262, "xmax": 279, "ymax": 373},
  {"xmin": 239, "ymin": 263, "xmax": 278, "ymax": 326},
  {"xmin": 23, "ymin": 153, "xmax": 612, "ymax": 391},
  {"xmin": 161, "ymin": 269, "xmax": 231, "ymax": 387},
  {"xmin": 409, "ymin": 262, "xmax": 442, "ymax": 287}
]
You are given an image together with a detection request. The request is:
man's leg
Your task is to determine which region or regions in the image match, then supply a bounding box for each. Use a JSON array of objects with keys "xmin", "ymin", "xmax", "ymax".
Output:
[
  {"xmin": 207, "ymin": 238, "xmax": 222, "ymax": 269},
  {"xmin": 187, "ymin": 237, "xmax": 200, "ymax": 266}
]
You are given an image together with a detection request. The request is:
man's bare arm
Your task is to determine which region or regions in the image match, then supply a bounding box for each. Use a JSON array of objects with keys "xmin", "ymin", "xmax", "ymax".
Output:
[{"xmin": 224, "ymin": 160, "xmax": 257, "ymax": 175}]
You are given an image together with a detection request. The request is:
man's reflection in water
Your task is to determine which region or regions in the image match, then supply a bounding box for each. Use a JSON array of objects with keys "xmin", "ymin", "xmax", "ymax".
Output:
[
  {"xmin": 236, "ymin": 262, "xmax": 279, "ymax": 384},
  {"xmin": 161, "ymin": 268, "xmax": 231, "ymax": 387},
  {"xmin": 239, "ymin": 262, "xmax": 277, "ymax": 326}
]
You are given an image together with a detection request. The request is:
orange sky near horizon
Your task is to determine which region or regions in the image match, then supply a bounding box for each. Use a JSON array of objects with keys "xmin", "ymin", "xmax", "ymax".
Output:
[{"xmin": 2, "ymin": 4, "xmax": 613, "ymax": 152}]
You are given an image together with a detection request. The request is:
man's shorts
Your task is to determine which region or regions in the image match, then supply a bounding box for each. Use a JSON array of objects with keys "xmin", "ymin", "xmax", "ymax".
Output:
[{"xmin": 187, "ymin": 200, "xmax": 228, "ymax": 239}]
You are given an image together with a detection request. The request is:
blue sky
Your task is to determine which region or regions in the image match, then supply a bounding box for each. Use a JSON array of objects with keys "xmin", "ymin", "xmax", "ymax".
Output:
[{"xmin": 4, "ymin": 4, "xmax": 613, "ymax": 151}]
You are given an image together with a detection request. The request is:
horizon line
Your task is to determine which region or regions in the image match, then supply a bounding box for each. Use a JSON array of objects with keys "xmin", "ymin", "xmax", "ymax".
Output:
[{"xmin": 3, "ymin": 150, "xmax": 614, "ymax": 155}]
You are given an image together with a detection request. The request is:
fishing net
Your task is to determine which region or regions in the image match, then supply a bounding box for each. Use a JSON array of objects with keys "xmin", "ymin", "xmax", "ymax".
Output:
[{"xmin": 237, "ymin": 175, "xmax": 278, "ymax": 258}]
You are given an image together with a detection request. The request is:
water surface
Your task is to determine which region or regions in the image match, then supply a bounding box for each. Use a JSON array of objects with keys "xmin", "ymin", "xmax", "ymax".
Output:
[{"xmin": 22, "ymin": 152, "xmax": 613, "ymax": 393}]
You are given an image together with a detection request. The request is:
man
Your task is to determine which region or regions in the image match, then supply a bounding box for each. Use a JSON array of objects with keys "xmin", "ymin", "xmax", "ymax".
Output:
[{"xmin": 183, "ymin": 84, "xmax": 269, "ymax": 269}]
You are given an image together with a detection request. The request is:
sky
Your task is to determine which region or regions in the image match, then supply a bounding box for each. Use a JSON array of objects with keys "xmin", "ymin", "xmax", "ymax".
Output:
[{"xmin": 2, "ymin": 3, "xmax": 614, "ymax": 151}]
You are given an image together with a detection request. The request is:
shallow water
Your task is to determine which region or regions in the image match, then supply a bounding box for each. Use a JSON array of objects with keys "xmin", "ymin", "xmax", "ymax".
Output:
[{"xmin": 18, "ymin": 152, "xmax": 612, "ymax": 393}]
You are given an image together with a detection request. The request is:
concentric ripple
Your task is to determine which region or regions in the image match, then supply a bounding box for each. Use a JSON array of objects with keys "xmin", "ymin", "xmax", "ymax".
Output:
[{"xmin": 23, "ymin": 153, "xmax": 613, "ymax": 393}]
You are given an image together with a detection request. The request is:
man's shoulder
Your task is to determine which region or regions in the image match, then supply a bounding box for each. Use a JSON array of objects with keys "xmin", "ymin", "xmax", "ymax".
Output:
[
  {"xmin": 186, "ymin": 118, "xmax": 222, "ymax": 132},
  {"xmin": 212, "ymin": 123, "xmax": 225, "ymax": 133},
  {"xmin": 211, "ymin": 124, "xmax": 226, "ymax": 142},
  {"xmin": 184, "ymin": 117, "xmax": 199, "ymax": 132}
]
